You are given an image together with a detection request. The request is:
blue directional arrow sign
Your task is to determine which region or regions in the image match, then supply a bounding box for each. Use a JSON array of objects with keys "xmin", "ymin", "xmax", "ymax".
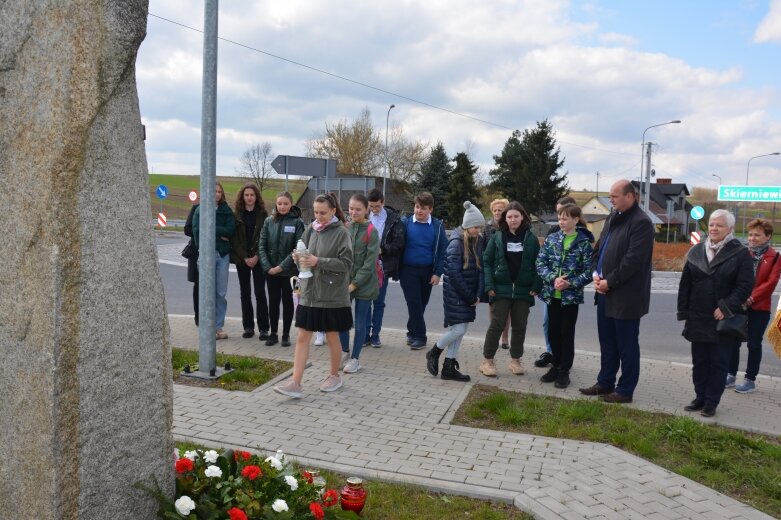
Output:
[{"xmin": 156, "ymin": 185, "xmax": 169, "ymax": 200}]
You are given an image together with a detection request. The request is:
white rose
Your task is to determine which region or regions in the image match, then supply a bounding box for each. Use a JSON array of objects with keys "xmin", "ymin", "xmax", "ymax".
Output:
[
  {"xmin": 174, "ymin": 495, "xmax": 196, "ymax": 516},
  {"xmin": 203, "ymin": 450, "xmax": 219, "ymax": 463},
  {"xmin": 265, "ymin": 456, "xmax": 283, "ymax": 470},
  {"xmin": 284, "ymin": 475, "xmax": 298, "ymax": 490},
  {"xmin": 204, "ymin": 465, "xmax": 222, "ymax": 478},
  {"xmin": 183, "ymin": 450, "xmax": 198, "ymax": 461},
  {"xmin": 271, "ymin": 499, "xmax": 289, "ymax": 512},
  {"xmin": 276, "ymin": 449, "xmax": 285, "ymax": 459}
]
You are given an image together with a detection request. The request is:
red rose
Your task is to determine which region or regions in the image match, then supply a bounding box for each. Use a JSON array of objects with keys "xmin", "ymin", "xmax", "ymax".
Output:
[
  {"xmin": 302, "ymin": 471, "xmax": 313, "ymax": 484},
  {"xmin": 175, "ymin": 458, "xmax": 194, "ymax": 473},
  {"xmin": 309, "ymin": 502, "xmax": 324, "ymax": 520},
  {"xmin": 234, "ymin": 450, "xmax": 251, "ymax": 461},
  {"xmin": 227, "ymin": 507, "xmax": 248, "ymax": 520},
  {"xmin": 322, "ymin": 489, "xmax": 338, "ymax": 507},
  {"xmin": 241, "ymin": 465, "xmax": 262, "ymax": 481}
]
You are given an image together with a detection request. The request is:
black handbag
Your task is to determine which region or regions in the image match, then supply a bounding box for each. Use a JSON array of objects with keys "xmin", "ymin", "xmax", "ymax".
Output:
[
  {"xmin": 716, "ymin": 314, "xmax": 748, "ymax": 341},
  {"xmin": 181, "ymin": 240, "xmax": 197, "ymax": 260}
]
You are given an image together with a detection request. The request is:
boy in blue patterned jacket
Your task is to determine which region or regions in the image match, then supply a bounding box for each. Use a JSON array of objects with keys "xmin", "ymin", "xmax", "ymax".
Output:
[{"xmin": 535, "ymin": 204, "xmax": 594, "ymax": 388}]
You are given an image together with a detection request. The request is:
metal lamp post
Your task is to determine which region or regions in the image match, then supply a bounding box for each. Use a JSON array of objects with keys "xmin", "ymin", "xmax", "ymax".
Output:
[
  {"xmin": 640, "ymin": 120, "xmax": 681, "ymax": 212},
  {"xmin": 743, "ymin": 152, "xmax": 780, "ymax": 234},
  {"xmin": 383, "ymin": 104, "xmax": 395, "ymax": 199}
]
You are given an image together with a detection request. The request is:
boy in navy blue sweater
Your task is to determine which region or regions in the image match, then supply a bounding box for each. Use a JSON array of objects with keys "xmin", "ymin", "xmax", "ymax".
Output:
[{"xmin": 400, "ymin": 192, "xmax": 448, "ymax": 349}]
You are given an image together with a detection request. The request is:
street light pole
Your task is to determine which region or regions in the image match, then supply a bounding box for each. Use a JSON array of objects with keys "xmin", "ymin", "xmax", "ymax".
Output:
[
  {"xmin": 640, "ymin": 120, "xmax": 681, "ymax": 212},
  {"xmin": 743, "ymin": 152, "xmax": 781, "ymax": 235},
  {"xmin": 383, "ymin": 104, "xmax": 395, "ymax": 199}
]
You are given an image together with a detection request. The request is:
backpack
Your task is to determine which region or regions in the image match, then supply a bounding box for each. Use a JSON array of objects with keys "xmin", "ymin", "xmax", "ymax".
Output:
[{"xmin": 364, "ymin": 223, "xmax": 384, "ymax": 289}]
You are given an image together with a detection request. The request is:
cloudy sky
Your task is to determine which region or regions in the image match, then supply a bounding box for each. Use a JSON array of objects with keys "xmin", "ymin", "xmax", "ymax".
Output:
[{"xmin": 137, "ymin": 0, "xmax": 781, "ymax": 192}]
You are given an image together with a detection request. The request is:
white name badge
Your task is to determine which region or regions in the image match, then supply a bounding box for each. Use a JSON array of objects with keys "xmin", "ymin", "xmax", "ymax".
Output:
[
  {"xmin": 506, "ymin": 242, "xmax": 524, "ymax": 253},
  {"xmin": 284, "ymin": 226, "xmax": 295, "ymax": 233}
]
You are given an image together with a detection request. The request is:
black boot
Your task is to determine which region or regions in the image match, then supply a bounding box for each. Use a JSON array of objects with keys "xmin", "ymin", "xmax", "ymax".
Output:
[
  {"xmin": 554, "ymin": 370, "xmax": 570, "ymax": 389},
  {"xmin": 441, "ymin": 358, "xmax": 471, "ymax": 382},
  {"xmin": 540, "ymin": 366, "xmax": 559, "ymax": 383},
  {"xmin": 426, "ymin": 344, "xmax": 443, "ymax": 376}
]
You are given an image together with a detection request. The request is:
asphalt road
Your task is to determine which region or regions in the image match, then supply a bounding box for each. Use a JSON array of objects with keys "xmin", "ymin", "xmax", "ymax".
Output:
[{"xmin": 157, "ymin": 239, "xmax": 781, "ymax": 378}]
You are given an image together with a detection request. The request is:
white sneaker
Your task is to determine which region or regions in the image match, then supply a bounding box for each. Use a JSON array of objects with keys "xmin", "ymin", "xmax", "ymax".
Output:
[
  {"xmin": 319, "ymin": 374, "xmax": 343, "ymax": 392},
  {"xmin": 314, "ymin": 331, "xmax": 325, "ymax": 346},
  {"xmin": 343, "ymin": 358, "xmax": 361, "ymax": 374},
  {"xmin": 273, "ymin": 380, "xmax": 303, "ymax": 398}
]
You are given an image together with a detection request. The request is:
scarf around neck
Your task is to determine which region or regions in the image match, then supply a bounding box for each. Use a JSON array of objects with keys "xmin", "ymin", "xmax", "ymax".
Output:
[
  {"xmin": 750, "ymin": 242, "xmax": 770, "ymax": 275},
  {"xmin": 705, "ymin": 232, "xmax": 734, "ymax": 262},
  {"xmin": 312, "ymin": 215, "xmax": 340, "ymax": 232}
]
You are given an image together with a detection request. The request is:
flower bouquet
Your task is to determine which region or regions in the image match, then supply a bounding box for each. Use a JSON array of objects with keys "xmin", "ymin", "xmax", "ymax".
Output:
[{"xmin": 136, "ymin": 448, "xmax": 359, "ymax": 520}]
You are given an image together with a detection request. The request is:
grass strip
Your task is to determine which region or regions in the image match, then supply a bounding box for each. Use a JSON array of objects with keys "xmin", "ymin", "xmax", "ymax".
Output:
[
  {"xmin": 454, "ymin": 384, "xmax": 781, "ymax": 518},
  {"xmin": 175, "ymin": 441, "xmax": 532, "ymax": 519},
  {"xmin": 172, "ymin": 347, "xmax": 292, "ymax": 391}
]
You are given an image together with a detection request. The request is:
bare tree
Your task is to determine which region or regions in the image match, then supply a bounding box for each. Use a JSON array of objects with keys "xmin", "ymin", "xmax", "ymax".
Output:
[
  {"xmin": 237, "ymin": 141, "xmax": 274, "ymax": 194},
  {"xmin": 306, "ymin": 107, "xmax": 382, "ymax": 176},
  {"xmin": 306, "ymin": 107, "xmax": 428, "ymax": 183},
  {"xmin": 386, "ymin": 124, "xmax": 428, "ymax": 184}
]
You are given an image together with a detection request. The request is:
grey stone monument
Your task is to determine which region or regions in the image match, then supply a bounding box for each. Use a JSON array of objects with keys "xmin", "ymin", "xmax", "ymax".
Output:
[{"xmin": 0, "ymin": 2, "xmax": 173, "ymax": 518}]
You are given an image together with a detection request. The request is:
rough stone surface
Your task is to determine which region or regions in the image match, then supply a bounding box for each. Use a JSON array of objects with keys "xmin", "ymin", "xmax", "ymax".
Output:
[{"xmin": 0, "ymin": 2, "xmax": 173, "ymax": 518}]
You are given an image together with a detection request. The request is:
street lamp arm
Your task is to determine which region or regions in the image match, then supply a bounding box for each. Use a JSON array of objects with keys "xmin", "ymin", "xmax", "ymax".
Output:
[
  {"xmin": 383, "ymin": 104, "xmax": 396, "ymax": 199},
  {"xmin": 640, "ymin": 119, "xmax": 681, "ymax": 211}
]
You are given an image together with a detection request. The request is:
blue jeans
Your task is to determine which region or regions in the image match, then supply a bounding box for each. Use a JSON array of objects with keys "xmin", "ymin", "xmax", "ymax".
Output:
[
  {"xmin": 596, "ymin": 294, "xmax": 640, "ymax": 397},
  {"xmin": 215, "ymin": 253, "xmax": 230, "ymax": 330},
  {"xmin": 542, "ymin": 303, "xmax": 552, "ymax": 353},
  {"xmin": 340, "ymin": 298, "xmax": 372, "ymax": 359},
  {"xmin": 365, "ymin": 281, "xmax": 389, "ymax": 341},
  {"xmin": 438, "ymin": 322, "xmax": 468, "ymax": 358},
  {"xmin": 400, "ymin": 265, "xmax": 434, "ymax": 343},
  {"xmin": 728, "ymin": 309, "xmax": 770, "ymax": 381},
  {"xmin": 692, "ymin": 341, "xmax": 732, "ymax": 406}
]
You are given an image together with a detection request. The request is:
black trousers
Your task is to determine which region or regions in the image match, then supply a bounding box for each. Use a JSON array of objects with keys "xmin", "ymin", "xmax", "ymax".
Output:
[
  {"xmin": 548, "ymin": 299, "xmax": 579, "ymax": 372},
  {"xmin": 236, "ymin": 263, "xmax": 269, "ymax": 332},
  {"xmin": 192, "ymin": 282, "xmax": 199, "ymax": 325},
  {"xmin": 266, "ymin": 274, "xmax": 294, "ymax": 336},
  {"xmin": 691, "ymin": 341, "xmax": 732, "ymax": 406}
]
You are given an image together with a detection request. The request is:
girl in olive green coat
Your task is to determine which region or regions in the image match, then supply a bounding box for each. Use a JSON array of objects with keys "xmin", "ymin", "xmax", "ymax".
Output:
[
  {"xmin": 273, "ymin": 193, "xmax": 353, "ymax": 398},
  {"xmin": 339, "ymin": 194, "xmax": 380, "ymax": 374}
]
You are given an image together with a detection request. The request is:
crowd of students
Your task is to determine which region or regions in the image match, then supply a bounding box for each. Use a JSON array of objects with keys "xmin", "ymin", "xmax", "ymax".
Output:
[{"xmin": 183, "ymin": 181, "xmax": 780, "ymax": 415}]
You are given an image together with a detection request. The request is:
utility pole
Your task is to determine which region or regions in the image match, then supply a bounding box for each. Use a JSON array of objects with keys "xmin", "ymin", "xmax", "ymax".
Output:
[
  {"xmin": 196, "ymin": 0, "xmax": 219, "ymax": 377},
  {"xmin": 643, "ymin": 142, "xmax": 653, "ymax": 212},
  {"xmin": 595, "ymin": 171, "xmax": 600, "ymax": 195}
]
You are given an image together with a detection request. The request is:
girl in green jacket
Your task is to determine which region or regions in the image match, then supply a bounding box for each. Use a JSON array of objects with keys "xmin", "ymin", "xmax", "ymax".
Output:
[
  {"xmin": 339, "ymin": 194, "xmax": 380, "ymax": 374},
  {"xmin": 258, "ymin": 192, "xmax": 304, "ymax": 346},
  {"xmin": 480, "ymin": 201, "xmax": 542, "ymax": 377},
  {"xmin": 274, "ymin": 193, "xmax": 353, "ymax": 398}
]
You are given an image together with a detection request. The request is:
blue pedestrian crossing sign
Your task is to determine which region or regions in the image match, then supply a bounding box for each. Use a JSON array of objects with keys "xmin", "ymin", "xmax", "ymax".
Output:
[
  {"xmin": 690, "ymin": 205, "xmax": 705, "ymax": 220},
  {"xmin": 156, "ymin": 185, "xmax": 169, "ymax": 200}
]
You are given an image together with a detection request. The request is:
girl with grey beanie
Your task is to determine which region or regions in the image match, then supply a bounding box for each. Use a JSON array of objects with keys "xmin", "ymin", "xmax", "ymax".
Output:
[{"xmin": 426, "ymin": 201, "xmax": 485, "ymax": 381}]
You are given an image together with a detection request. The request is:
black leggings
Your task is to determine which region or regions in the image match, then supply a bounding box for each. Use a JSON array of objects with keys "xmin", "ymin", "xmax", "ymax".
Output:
[{"xmin": 266, "ymin": 275, "xmax": 294, "ymax": 336}]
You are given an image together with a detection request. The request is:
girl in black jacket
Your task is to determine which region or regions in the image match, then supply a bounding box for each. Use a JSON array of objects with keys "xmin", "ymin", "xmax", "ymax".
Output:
[{"xmin": 426, "ymin": 202, "xmax": 485, "ymax": 382}]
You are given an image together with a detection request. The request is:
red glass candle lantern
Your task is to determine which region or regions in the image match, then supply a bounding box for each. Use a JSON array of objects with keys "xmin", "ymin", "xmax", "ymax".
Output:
[{"xmin": 340, "ymin": 477, "xmax": 367, "ymax": 513}]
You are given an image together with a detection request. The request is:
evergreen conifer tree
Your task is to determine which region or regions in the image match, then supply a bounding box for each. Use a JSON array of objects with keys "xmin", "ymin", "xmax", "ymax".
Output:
[
  {"xmin": 415, "ymin": 142, "xmax": 453, "ymax": 222},
  {"xmin": 489, "ymin": 120, "xmax": 568, "ymax": 216},
  {"xmin": 446, "ymin": 152, "xmax": 481, "ymax": 227}
]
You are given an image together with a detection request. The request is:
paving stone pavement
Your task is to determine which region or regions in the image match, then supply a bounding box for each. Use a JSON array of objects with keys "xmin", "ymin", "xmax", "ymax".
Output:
[{"xmin": 170, "ymin": 315, "xmax": 778, "ymax": 519}]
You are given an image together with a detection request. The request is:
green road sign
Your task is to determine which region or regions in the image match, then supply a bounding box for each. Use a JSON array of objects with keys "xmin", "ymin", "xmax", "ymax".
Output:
[{"xmin": 717, "ymin": 185, "xmax": 781, "ymax": 202}]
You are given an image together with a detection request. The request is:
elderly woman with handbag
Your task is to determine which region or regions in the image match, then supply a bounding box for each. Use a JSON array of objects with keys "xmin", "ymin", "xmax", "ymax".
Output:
[{"xmin": 677, "ymin": 209, "xmax": 754, "ymax": 417}]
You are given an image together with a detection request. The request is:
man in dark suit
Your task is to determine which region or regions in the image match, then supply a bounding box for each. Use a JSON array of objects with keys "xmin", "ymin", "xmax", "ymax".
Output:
[{"xmin": 579, "ymin": 180, "xmax": 654, "ymax": 403}]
